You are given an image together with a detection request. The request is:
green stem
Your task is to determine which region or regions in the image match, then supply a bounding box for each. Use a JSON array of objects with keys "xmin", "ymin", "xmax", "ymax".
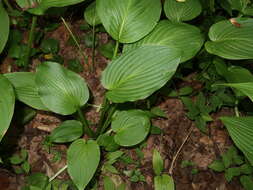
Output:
[
  {"xmin": 113, "ymin": 40, "xmax": 119, "ymax": 59},
  {"xmin": 61, "ymin": 17, "xmax": 88, "ymax": 63},
  {"xmin": 3, "ymin": 0, "xmax": 13, "ymax": 12},
  {"xmin": 24, "ymin": 15, "xmax": 37, "ymax": 68},
  {"xmin": 49, "ymin": 165, "xmax": 68, "ymax": 182},
  {"xmin": 100, "ymin": 104, "xmax": 117, "ymax": 135},
  {"xmin": 96, "ymin": 98, "xmax": 110, "ymax": 136},
  {"xmin": 91, "ymin": 24, "xmax": 96, "ymax": 71},
  {"xmin": 77, "ymin": 108, "xmax": 95, "ymax": 137}
]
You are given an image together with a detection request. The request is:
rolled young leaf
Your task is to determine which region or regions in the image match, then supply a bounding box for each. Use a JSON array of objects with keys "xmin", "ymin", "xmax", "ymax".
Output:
[
  {"xmin": 49, "ymin": 120, "xmax": 83, "ymax": 143},
  {"xmin": 111, "ymin": 110, "xmax": 150, "ymax": 147},
  {"xmin": 0, "ymin": 2, "xmax": 9, "ymax": 53},
  {"xmin": 164, "ymin": 0, "xmax": 202, "ymax": 22},
  {"xmin": 205, "ymin": 18, "xmax": 253, "ymax": 60},
  {"xmin": 4, "ymin": 72, "xmax": 48, "ymax": 111},
  {"xmin": 101, "ymin": 45, "xmax": 181, "ymax": 103},
  {"xmin": 84, "ymin": 1, "xmax": 101, "ymax": 26},
  {"xmin": 124, "ymin": 20, "xmax": 204, "ymax": 63},
  {"xmin": 67, "ymin": 139, "xmax": 100, "ymax": 190},
  {"xmin": 35, "ymin": 62, "xmax": 89, "ymax": 115},
  {"xmin": 154, "ymin": 174, "xmax": 175, "ymax": 190},
  {"xmin": 96, "ymin": 0, "xmax": 161, "ymax": 43},
  {"xmin": 0, "ymin": 75, "xmax": 15, "ymax": 141},
  {"xmin": 221, "ymin": 117, "xmax": 253, "ymax": 165}
]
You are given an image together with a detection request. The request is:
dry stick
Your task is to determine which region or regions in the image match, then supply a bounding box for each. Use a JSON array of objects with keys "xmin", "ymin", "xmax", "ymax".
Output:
[
  {"xmin": 49, "ymin": 165, "xmax": 68, "ymax": 182},
  {"xmin": 169, "ymin": 126, "xmax": 194, "ymax": 176},
  {"xmin": 61, "ymin": 17, "xmax": 88, "ymax": 64}
]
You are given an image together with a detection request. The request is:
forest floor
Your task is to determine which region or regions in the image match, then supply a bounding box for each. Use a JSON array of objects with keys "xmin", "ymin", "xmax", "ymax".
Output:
[{"xmin": 0, "ymin": 19, "xmax": 243, "ymax": 190}]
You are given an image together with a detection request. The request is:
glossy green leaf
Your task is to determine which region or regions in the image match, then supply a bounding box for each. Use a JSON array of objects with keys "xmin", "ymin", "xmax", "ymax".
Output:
[
  {"xmin": 4, "ymin": 72, "xmax": 48, "ymax": 111},
  {"xmin": 153, "ymin": 149, "xmax": 164, "ymax": 176},
  {"xmin": 35, "ymin": 62, "xmax": 89, "ymax": 115},
  {"xmin": 111, "ymin": 110, "xmax": 150, "ymax": 147},
  {"xmin": 16, "ymin": 0, "xmax": 86, "ymax": 15},
  {"xmin": 67, "ymin": 139, "xmax": 100, "ymax": 190},
  {"xmin": 205, "ymin": 18, "xmax": 253, "ymax": 60},
  {"xmin": 0, "ymin": 2, "xmax": 9, "ymax": 53},
  {"xmin": 218, "ymin": 83, "xmax": 253, "ymax": 102},
  {"xmin": 164, "ymin": 0, "xmax": 202, "ymax": 22},
  {"xmin": 96, "ymin": 0, "xmax": 161, "ymax": 43},
  {"xmin": 124, "ymin": 21, "xmax": 203, "ymax": 63},
  {"xmin": 154, "ymin": 174, "xmax": 174, "ymax": 190},
  {"xmin": 0, "ymin": 75, "xmax": 15, "ymax": 141},
  {"xmin": 49, "ymin": 120, "xmax": 83, "ymax": 143},
  {"xmin": 102, "ymin": 45, "xmax": 181, "ymax": 103},
  {"xmin": 221, "ymin": 116, "xmax": 253, "ymax": 165},
  {"xmin": 84, "ymin": 2, "xmax": 101, "ymax": 26}
]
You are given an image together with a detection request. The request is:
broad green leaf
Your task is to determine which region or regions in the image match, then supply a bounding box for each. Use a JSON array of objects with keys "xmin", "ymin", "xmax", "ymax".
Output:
[
  {"xmin": 49, "ymin": 120, "xmax": 83, "ymax": 143},
  {"xmin": 164, "ymin": 0, "xmax": 202, "ymax": 22},
  {"xmin": 4, "ymin": 72, "xmax": 48, "ymax": 111},
  {"xmin": 240, "ymin": 164, "xmax": 253, "ymax": 174},
  {"xmin": 225, "ymin": 167, "xmax": 241, "ymax": 182},
  {"xmin": 240, "ymin": 175, "xmax": 253, "ymax": 190},
  {"xmin": 152, "ymin": 149, "xmax": 164, "ymax": 176},
  {"xmin": 124, "ymin": 21, "xmax": 203, "ymax": 63},
  {"xmin": 217, "ymin": 83, "xmax": 253, "ymax": 102},
  {"xmin": 96, "ymin": 0, "xmax": 161, "ymax": 43},
  {"xmin": 102, "ymin": 45, "xmax": 181, "ymax": 103},
  {"xmin": 0, "ymin": 75, "xmax": 15, "ymax": 141},
  {"xmin": 84, "ymin": 2, "xmax": 101, "ymax": 26},
  {"xmin": 228, "ymin": 0, "xmax": 250, "ymax": 12},
  {"xmin": 0, "ymin": 2, "xmax": 9, "ymax": 53},
  {"xmin": 205, "ymin": 18, "xmax": 253, "ymax": 60},
  {"xmin": 208, "ymin": 160, "xmax": 225, "ymax": 172},
  {"xmin": 221, "ymin": 116, "xmax": 253, "ymax": 165},
  {"xmin": 16, "ymin": 0, "xmax": 86, "ymax": 15},
  {"xmin": 111, "ymin": 110, "xmax": 150, "ymax": 147},
  {"xmin": 67, "ymin": 139, "xmax": 100, "ymax": 190},
  {"xmin": 225, "ymin": 66, "xmax": 253, "ymax": 83},
  {"xmin": 35, "ymin": 62, "xmax": 89, "ymax": 115},
  {"xmin": 154, "ymin": 174, "xmax": 174, "ymax": 190}
]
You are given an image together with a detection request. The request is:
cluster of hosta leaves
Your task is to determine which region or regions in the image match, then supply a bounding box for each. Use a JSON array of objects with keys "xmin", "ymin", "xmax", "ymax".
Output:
[{"xmin": 1, "ymin": 0, "xmax": 253, "ymax": 189}]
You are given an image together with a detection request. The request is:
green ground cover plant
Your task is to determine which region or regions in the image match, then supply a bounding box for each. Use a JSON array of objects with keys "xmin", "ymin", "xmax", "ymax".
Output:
[{"xmin": 1, "ymin": 0, "xmax": 253, "ymax": 189}]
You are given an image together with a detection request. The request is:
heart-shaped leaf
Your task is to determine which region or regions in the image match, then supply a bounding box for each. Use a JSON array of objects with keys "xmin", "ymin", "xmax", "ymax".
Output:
[
  {"xmin": 205, "ymin": 18, "xmax": 253, "ymax": 60},
  {"xmin": 35, "ymin": 62, "xmax": 89, "ymax": 115},
  {"xmin": 0, "ymin": 2, "xmax": 9, "ymax": 53},
  {"xmin": 102, "ymin": 45, "xmax": 181, "ymax": 103},
  {"xmin": 111, "ymin": 110, "xmax": 150, "ymax": 147},
  {"xmin": 0, "ymin": 75, "xmax": 15, "ymax": 141},
  {"xmin": 96, "ymin": 0, "xmax": 161, "ymax": 43},
  {"xmin": 221, "ymin": 117, "xmax": 253, "ymax": 165},
  {"xmin": 16, "ymin": 0, "xmax": 86, "ymax": 15},
  {"xmin": 154, "ymin": 174, "xmax": 174, "ymax": 190},
  {"xmin": 67, "ymin": 139, "xmax": 100, "ymax": 190},
  {"xmin": 124, "ymin": 20, "xmax": 204, "ymax": 63},
  {"xmin": 164, "ymin": 0, "xmax": 202, "ymax": 22},
  {"xmin": 84, "ymin": 1, "xmax": 101, "ymax": 26},
  {"xmin": 49, "ymin": 120, "xmax": 83, "ymax": 143},
  {"xmin": 4, "ymin": 72, "xmax": 48, "ymax": 111}
]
